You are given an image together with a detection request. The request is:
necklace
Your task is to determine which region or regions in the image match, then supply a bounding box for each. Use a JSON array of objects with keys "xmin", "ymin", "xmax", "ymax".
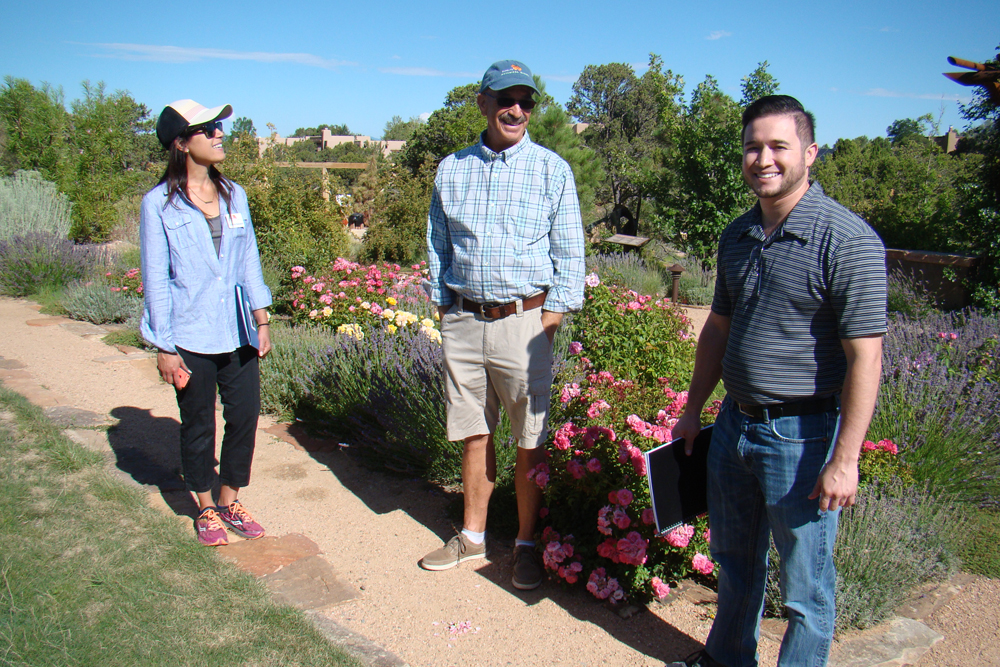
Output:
[{"xmin": 188, "ymin": 186, "xmax": 217, "ymax": 206}]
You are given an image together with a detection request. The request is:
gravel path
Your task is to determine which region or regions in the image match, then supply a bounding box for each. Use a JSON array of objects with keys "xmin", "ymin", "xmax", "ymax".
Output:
[{"xmin": 0, "ymin": 296, "xmax": 996, "ymax": 667}]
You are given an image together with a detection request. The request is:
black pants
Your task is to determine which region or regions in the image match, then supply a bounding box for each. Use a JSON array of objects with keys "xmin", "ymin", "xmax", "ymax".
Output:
[{"xmin": 176, "ymin": 346, "xmax": 260, "ymax": 493}]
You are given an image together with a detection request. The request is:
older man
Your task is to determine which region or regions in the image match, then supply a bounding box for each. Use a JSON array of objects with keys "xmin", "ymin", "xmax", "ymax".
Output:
[
  {"xmin": 420, "ymin": 59, "xmax": 585, "ymax": 590},
  {"xmin": 671, "ymin": 95, "xmax": 887, "ymax": 667}
]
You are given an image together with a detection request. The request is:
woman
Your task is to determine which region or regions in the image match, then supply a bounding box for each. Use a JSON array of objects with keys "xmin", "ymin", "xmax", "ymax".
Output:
[{"xmin": 140, "ymin": 99, "xmax": 272, "ymax": 546}]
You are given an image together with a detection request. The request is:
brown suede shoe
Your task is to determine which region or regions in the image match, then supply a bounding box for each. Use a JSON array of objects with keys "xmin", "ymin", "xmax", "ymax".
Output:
[{"xmin": 420, "ymin": 534, "xmax": 488, "ymax": 571}]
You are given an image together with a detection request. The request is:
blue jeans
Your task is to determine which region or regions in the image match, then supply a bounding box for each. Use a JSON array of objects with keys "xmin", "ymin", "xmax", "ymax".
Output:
[{"xmin": 704, "ymin": 397, "xmax": 841, "ymax": 667}]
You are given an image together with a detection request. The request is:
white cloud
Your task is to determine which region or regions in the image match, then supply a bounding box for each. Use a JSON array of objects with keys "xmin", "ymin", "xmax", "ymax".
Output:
[
  {"xmin": 76, "ymin": 43, "xmax": 355, "ymax": 69},
  {"xmin": 706, "ymin": 30, "xmax": 732, "ymax": 41},
  {"xmin": 863, "ymin": 87, "xmax": 968, "ymax": 102},
  {"xmin": 391, "ymin": 55, "xmax": 401, "ymax": 60},
  {"xmin": 378, "ymin": 67, "xmax": 479, "ymax": 78},
  {"xmin": 418, "ymin": 112, "xmax": 432, "ymax": 121}
]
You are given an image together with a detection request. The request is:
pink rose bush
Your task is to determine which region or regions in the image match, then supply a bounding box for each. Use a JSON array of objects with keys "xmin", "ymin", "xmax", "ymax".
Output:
[
  {"xmin": 538, "ymin": 344, "xmax": 717, "ymax": 604},
  {"xmin": 857, "ymin": 437, "xmax": 913, "ymax": 487},
  {"xmin": 105, "ymin": 267, "xmax": 144, "ymax": 296},
  {"xmin": 282, "ymin": 259, "xmax": 441, "ymax": 342}
]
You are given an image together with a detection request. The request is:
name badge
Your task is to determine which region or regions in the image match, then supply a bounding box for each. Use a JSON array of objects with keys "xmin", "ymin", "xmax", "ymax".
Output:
[{"xmin": 227, "ymin": 213, "xmax": 245, "ymax": 229}]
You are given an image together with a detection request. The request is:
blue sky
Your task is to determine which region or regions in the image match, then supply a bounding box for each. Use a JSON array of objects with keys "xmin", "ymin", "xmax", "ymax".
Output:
[{"xmin": 1, "ymin": 0, "xmax": 997, "ymax": 146}]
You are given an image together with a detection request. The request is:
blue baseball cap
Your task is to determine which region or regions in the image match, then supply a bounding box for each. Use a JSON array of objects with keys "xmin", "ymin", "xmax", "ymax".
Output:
[{"xmin": 480, "ymin": 60, "xmax": 539, "ymax": 94}]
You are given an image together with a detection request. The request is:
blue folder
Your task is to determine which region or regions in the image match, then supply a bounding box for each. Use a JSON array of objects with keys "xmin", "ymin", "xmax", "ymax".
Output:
[{"xmin": 235, "ymin": 284, "xmax": 260, "ymax": 350}]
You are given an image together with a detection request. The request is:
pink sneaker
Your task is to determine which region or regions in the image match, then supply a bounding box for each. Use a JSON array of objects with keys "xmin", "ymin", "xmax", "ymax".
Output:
[
  {"xmin": 195, "ymin": 508, "xmax": 228, "ymax": 546},
  {"xmin": 217, "ymin": 501, "xmax": 265, "ymax": 539}
]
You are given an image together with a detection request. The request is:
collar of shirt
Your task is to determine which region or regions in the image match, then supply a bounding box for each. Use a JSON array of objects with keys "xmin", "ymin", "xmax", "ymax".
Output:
[
  {"xmin": 738, "ymin": 181, "xmax": 826, "ymax": 245},
  {"xmin": 476, "ymin": 130, "xmax": 532, "ymax": 164}
]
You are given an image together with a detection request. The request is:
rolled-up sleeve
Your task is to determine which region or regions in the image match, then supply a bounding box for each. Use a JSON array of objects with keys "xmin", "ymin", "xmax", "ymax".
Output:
[
  {"xmin": 543, "ymin": 164, "xmax": 585, "ymax": 313},
  {"xmin": 426, "ymin": 179, "xmax": 454, "ymax": 307},
  {"xmin": 139, "ymin": 192, "xmax": 175, "ymax": 353}
]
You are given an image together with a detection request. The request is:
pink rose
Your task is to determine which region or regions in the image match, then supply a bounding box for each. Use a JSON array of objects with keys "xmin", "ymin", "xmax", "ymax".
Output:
[
  {"xmin": 612, "ymin": 507, "xmax": 631, "ymax": 530},
  {"xmin": 586, "ymin": 458, "xmax": 602, "ymax": 473},
  {"xmin": 651, "ymin": 576, "xmax": 671, "ymax": 599},
  {"xmin": 616, "ymin": 488, "xmax": 634, "ymax": 507},
  {"xmin": 692, "ymin": 552, "xmax": 715, "ymax": 575},
  {"xmin": 567, "ymin": 459, "xmax": 586, "ymax": 480},
  {"xmin": 568, "ymin": 341, "xmax": 583, "ymax": 355},
  {"xmin": 642, "ymin": 508, "xmax": 655, "ymax": 525},
  {"xmin": 665, "ymin": 524, "xmax": 694, "ymax": 548}
]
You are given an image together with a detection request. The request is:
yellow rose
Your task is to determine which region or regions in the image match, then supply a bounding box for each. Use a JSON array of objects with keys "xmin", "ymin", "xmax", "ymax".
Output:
[
  {"xmin": 386, "ymin": 324, "xmax": 398, "ymax": 334},
  {"xmin": 386, "ymin": 297, "xmax": 397, "ymax": 306}
]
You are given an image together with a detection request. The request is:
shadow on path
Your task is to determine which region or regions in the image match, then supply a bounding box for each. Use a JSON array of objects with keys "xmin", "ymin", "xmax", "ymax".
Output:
[
  {"xmin": 107, "ymin": 406, "xmax": 199, "ymax": 518},
  {"xmin": 269, "ymin": 423, "xmax": 703, "ymax": 664}
]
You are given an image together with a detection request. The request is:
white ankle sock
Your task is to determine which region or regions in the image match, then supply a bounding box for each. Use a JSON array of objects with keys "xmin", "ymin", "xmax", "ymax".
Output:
[
  {"xmin": 515, "ymin": 539, "xmax": 535, "ymax": 548},
  {"xmin": 462, "ymin": 529, "xmax": 485, "ymax": 544}
]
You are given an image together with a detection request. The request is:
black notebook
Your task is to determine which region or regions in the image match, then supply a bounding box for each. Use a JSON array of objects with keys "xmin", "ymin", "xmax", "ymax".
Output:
[{"xmin": 644, "ymin": 425, "xmax": 713, "ymax": 534}]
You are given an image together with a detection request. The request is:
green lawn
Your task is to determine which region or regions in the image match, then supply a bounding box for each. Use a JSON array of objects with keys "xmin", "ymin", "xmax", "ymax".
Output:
[{"xmin": 0, "ymin": 384, "xmax": 361, "ymax": 667}]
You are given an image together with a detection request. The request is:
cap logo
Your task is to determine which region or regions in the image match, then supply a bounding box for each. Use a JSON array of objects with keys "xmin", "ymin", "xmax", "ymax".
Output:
[{"xmin": 511, "ymin": 65, "xmax": 522, "ymax": 71}]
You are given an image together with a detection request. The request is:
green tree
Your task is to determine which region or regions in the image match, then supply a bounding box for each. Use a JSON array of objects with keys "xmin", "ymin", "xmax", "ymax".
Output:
[
  {"xmin": 886, "ymin": 114, "xmax": 933, "ymax": 146},
  {"xmin": 67, "ymin": 81, "xmax": 159, "ymax": 241},
  {"xmin": 956, "ymin": 42, "xmax": 1000, "ymax": 308},
  {"xmin": 739, "ymin": 61, "xmax": 780, "ymax": 107},
  {"xmin": 292, "ymin": 123, "xmax": 351, "ymax": 137},
  {"xmin": 360, "ymin": 161, "xmax": 436, "ymax": 263},
  {"xmin": 0, "ymin": 77, "xmax": 74, "ymax": 188},
  {"xmin": 526, "ymin": 76, "xmax": 603, "ymax": 218},
  {"xmin": 382, "ymin": 115, "xmax": 423, "ymax": 142},
  {"xmin": 813, "ymin": 134, "xmax": 978, "ymax": 253},
  {"xmin": 567, "ymin": 54, "xmax": 682, "ymax": 223},
  {"xmin": 399, "ymin": 82, "xmax": 485, "ymax": 172},
  {"xmin": 230, "ymin": 116, "xmax": 256, "ymax": 138},
  {"xmin": 655, "ymin": 76, "xmax": 752, "ymax": 269}
]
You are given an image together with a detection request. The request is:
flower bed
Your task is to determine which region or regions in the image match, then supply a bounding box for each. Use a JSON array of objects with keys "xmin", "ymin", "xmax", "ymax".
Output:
[{"xmin": 283, "ymin": 259, "xmax": 439, "ymax": 342}]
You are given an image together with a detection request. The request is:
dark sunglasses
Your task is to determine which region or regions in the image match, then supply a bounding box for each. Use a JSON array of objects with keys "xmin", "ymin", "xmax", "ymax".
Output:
[
  {"xmin": 185, "ymin": 120, "xmax": 224, "ymax": 138},
  {"xmin": 483, "ymin": 90, "xmax": 537, "ymax": 111}
]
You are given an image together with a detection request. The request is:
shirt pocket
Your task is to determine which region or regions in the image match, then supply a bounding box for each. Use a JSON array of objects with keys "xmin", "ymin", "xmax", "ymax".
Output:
[{"xmin": 163, "ymin": 211, "xmax": 200, "ymax": 250}]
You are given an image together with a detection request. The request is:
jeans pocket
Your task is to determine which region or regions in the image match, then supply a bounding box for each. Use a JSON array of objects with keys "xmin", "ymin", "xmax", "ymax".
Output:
[{"xmin": 768, "ymin": 411, "xmax": 835, "ymax": 443}]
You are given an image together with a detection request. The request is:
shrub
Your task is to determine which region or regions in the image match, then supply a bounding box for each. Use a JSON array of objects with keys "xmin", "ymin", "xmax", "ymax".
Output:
[
  {"xmin": 571, "ymin": 271, "xmax": 697, "ymax": 386},
  {"xmin": 258, "ymin": 322, "xmax": 335, "ymax": 419},
  {"xmin": 0, "ymin": 170, "xmax": 72, "ymax": 241},
  {"xmin": 297, "ymin": 324, "xmax": 462, "ymax": 481},
  {"xmin": 831, "ymin": 485, "xmax": 959, "ymax": 630},
  {"xmin": 538, "ymin": 352, "xmax": 722, "ymax": 602},
  {"xmin": 586, "ymin": 252, "xmax": 667, "ymax": 297},
  {"xmin": 0, "ymin": 232, "xmax": 95, "ymax": 296},
  {"xmin": 886, "ymin": 269, "xmax": 937, "ymax": 318},
  {"xmin": 282, "ymin": 259, "xmax": 437, "ymax": 334},
  {"xmin": 360, "ymin": 164, "xmax": 434, "ymax": 264},
  {"xmin": 870, "ymin": 309, "xmax": 1000, "ymax": 506},
  {"xmin": 61, "ymin": 279, "xmax": 142, "ymax": 324}
]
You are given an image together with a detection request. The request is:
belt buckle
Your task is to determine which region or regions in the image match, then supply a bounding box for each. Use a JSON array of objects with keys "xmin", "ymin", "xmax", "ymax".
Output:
[
  {"xmin": 479, "ymin": 302, "xmax": 501, "ymax": 319},
  {"xmin": 738, "ymin": 404, "xmax": 754, "ymax": 418}
]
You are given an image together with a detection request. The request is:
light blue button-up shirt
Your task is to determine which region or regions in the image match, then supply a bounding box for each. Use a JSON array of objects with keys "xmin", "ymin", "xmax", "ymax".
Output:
[
  {"xmin": 140, "ymin": 181, "xmax": 272, "ymax": 355},
  {"xmin": 426, "ymin": 132, "xmax": 585, "ymax": 313}
]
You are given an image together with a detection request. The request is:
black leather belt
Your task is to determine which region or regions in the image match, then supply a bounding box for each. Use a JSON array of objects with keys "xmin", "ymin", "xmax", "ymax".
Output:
[
  {"xmin": 737, "ymin": 395, "xmax": 839, "ymax": 420},
  {"xmin": 461, "ymin": 292, "xmax": 547, "ymax": 320}
]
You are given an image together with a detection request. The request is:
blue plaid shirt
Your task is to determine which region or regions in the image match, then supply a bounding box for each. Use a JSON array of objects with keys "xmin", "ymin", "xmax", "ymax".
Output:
[{"xmin": 427, "ymin": 132, "xmax": 585, "ymax": 313}]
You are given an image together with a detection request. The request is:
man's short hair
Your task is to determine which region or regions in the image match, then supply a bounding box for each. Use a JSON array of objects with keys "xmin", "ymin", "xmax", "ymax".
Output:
[{"xmin": 742, "ymin": 95, "xmax": 816, "ymax": 146}]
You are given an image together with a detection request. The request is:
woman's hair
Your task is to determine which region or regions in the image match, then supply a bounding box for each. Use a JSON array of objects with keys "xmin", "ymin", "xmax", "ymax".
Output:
[{"xmin": 158, "ymin": 135, "xmax": 234, "ymax": 210}]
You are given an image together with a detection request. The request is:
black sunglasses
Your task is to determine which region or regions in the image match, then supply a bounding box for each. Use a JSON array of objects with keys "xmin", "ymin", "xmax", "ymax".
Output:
[
  {"xmin": 185, "ymin": 120, "xmax": 224, "ymax": 138},
  {"xmin": 483, "ymin": 90, "xmax": 537, "ymax": 111}
]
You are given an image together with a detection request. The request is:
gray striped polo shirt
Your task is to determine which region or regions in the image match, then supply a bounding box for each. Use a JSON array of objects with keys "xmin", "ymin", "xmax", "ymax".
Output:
[{"xmin": 712, "ymin": 182, "xmax": 887, "ymax": 406}]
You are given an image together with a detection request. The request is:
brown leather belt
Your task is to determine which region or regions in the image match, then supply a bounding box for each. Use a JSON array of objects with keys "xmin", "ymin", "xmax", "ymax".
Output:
[
  {"xmin": 737, "ymin": 395, "xmax": 839, "ymax": 421},
  {"xmin": 461, "ymin": 292, "xmax": 547, "ymax": 320}
]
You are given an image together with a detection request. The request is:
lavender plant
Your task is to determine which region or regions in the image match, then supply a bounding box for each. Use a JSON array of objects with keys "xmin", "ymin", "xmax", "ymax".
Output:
[
  {"xmin": 299, "ymin": 324, "xmax": 464, "ymax": 481},
  {"xmin": 871, "ymin": 309, "xmax": 1000, "ymax": 506},
  {"xmin": 0, "ymin": 233, "xmax": 95, "ymax": 297}
]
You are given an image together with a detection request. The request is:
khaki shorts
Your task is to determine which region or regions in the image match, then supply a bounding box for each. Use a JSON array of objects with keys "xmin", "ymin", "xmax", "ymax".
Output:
[{"xmin": 440, "ymin": 299, "xmax": 553, "ymax": 449}]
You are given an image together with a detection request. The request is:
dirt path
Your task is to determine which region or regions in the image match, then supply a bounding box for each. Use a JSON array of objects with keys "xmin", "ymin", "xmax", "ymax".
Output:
[{"xmin": 0, "ymin": 296, "xmax": 996, "ymax": 667}]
